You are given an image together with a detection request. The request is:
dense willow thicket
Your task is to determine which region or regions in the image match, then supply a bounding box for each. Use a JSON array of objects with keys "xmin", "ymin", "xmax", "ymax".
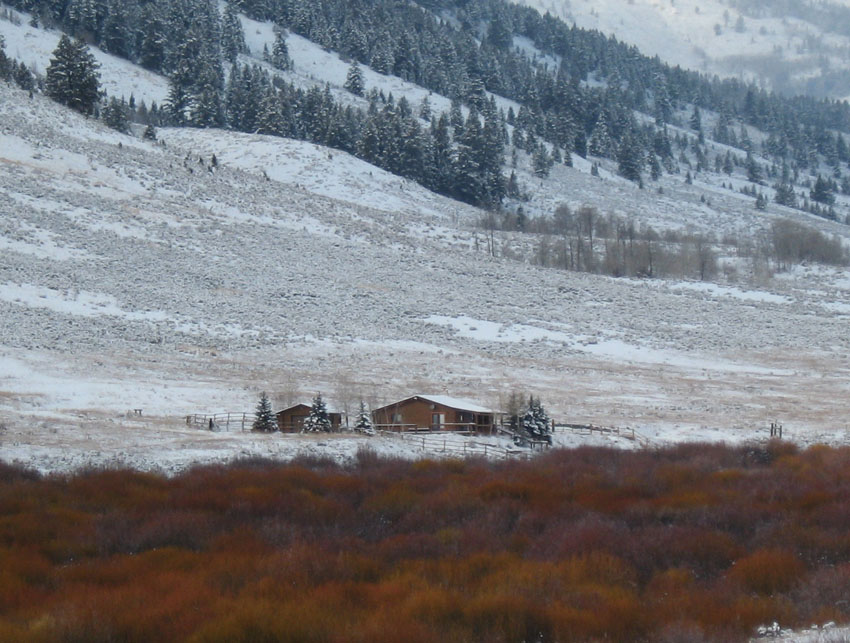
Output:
[{"xmin": 2, "ymin": 443, "xmax": 850, "ymax": 640}]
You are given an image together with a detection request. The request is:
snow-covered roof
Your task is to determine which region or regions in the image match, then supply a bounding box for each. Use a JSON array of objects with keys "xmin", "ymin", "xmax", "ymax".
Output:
[
  {"xmin": 409, "ymin": 395, "xmax": 495, "ymax": 414},
  {"xmin": 277, "ymin": 401, "xmax": 343, "ymax": 415}
]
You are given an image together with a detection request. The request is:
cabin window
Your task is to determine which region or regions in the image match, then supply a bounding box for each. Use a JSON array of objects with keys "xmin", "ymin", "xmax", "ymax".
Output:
[{"xmin": 392, "ymin": 413, "xmax": 403, "ymax": 423}]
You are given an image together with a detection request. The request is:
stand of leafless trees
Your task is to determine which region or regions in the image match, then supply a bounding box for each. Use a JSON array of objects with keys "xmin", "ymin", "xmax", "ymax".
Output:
[{"xmin": 481, "ymin": 204, "xmax": 849, "ymax": 281}]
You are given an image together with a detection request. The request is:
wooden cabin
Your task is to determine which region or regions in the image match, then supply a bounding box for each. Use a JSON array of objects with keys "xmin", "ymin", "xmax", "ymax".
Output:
[
  {"xmin": 276, "ymin": 403, "xmax": 343, "ymax": 433},
  {"xmin": 372, "ymin": 395, "xmax": 496, "ymax": 433}
]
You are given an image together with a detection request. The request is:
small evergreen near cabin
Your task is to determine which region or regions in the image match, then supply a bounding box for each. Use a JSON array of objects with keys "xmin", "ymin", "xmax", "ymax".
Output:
[
  {"xmin": 302, "ymin": 394, "xmax": 332, "ymax": 432},
  {"xmin": 354, "ymin": 400, "xmax": 375, "ymax": 435},
  {"xmin": 521, "ymin": 396, "xmax": 552, "ymax": 442},
  {"xmin": 252, "ymin": 391, "xmax": 276, "ymax": 432}
]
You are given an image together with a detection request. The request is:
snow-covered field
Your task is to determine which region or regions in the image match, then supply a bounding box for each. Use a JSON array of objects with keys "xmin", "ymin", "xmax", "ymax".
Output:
[
  {"xmin": 2, "ymin": 3, "xmax": 850, "ymax": 476},
  {"xmin": 2, "ymin": 76, "xmax": 850, "ymax": 476}
]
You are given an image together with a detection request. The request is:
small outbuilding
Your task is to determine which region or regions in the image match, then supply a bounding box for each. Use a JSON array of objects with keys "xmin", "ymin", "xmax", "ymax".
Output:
[
  {"xmin": 371, "ymin": 395, "xmax": 496, "ymax": 433},
  {"xmin": 276, "ymin": 403, "xmax": 344, "ymax": 433}
]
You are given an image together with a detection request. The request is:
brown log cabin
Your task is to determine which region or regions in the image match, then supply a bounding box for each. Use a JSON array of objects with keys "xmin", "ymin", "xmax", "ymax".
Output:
[
  {"xmin": 276, "ymin": 403, "xmax": 344, "ymax": 433},
  {"xmin": 371, "ymin": 395, "xmax": 496, "ymax": 433}
]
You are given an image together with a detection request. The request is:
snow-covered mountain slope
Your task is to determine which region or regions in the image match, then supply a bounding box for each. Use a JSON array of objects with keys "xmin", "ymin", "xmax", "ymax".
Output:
[
  {"xmin": 513, "ymin": 0, "xmax": 850, "ymax": 100},
  {"xmin": 0, "ymin": 8, "xmax": 168, "ymax": 106},
  {"xmin": 3, "ymin": 77, "xmax": 850, "ymax": 475}
]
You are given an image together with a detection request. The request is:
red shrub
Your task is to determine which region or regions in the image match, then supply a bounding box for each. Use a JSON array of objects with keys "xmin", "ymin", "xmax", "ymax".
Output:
[{"xmin": 728, "ymin": 548, "xmax": 805, "ymax": 594}]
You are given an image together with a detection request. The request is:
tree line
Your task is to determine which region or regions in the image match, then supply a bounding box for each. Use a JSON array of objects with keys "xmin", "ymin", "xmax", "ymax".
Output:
[
  {"xmin": 6, "ymin": 0, "xmax": 850, "ymax": 215},
  {"xmin": 484, "ymin": 204, "xmax": 849, "ymax": 280}
]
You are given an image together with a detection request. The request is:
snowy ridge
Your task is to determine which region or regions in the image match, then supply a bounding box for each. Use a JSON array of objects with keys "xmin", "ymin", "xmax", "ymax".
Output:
[{"xmin": 513, "ymin": 0, "xmax": 850, "ymax": 100}]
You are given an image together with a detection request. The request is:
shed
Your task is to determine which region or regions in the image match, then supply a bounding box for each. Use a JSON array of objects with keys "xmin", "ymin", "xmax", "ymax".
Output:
[
  {"xmin": 276, "ymin": 403, "xmax": 344, "ymax": 433},
  {"xmin": 371, "ymin": 395, "xmax": 496, "ymax": 433}
]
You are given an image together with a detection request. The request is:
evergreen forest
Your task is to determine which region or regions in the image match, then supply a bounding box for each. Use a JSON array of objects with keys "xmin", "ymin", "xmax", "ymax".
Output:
[{"xmin": 4, "ymin": 0, "xmax": 850, "ymax": 214}]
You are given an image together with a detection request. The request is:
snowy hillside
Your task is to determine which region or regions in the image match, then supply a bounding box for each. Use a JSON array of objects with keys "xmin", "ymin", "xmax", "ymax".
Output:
[
  {"xmin": 0, "ymin": 8, "xmax": 168, "ymax": 105},
  {"xmin": 3, "ymin": 75, "xmax": 850, "ymax": 474},
  {"xmin": 513, "ymin": 0, "xmax": 850, "ymax": 100},
  {"xmin": 3, "ymin": 0, "xmax": 850, "ymax": 474}
]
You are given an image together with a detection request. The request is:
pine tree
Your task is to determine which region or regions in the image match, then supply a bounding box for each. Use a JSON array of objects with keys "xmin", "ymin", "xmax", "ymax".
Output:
[
  {"xmin": 689, "ymin": 105, "xmax": 702, "ymax": 133},
  {"xmin": 102, "ymin": 96, "xmax": 129, "ymax": 132},
  {"xmin": 746, "ymin": 152, "xmax": 764, "ymax": 184},
  {"xmin": 270, "ymin": 29, "xmax": 291, "ymax": 70},
  {"xmin": 143, "ymin": 123, "xmax": 157, "ymax": 140},
  {"xmin": 588, "ymin": 113, "xmax": 613, "ymax": 158},
  {"xmin": 419, "ymin": 96, "xmax": 432, "ymax": 121},
  {"xmin": 343, "ymin": 60, "xmax": 364, "ymax": 97},
  {"xmin": 221, "ymin": 2, "xmax": 247, "ymax": 64},
  {"xmin": 755, "ymin": 192, "xmax": 767, "ymax": 210},
  {"xmin": 45, "ymin": 35, "xmax": 101, "ymax": 115},
  {"xmin": 354, "ymin": 401, "xmax": 375, "ymax": 435},
  {"xmin": 520, "ymin": 396, "xmax": 552, "ymax": 442},
  {"xmin": 0, "ymin": 35, "xmax": 11, "ymax": 82},
  {"xmin": 723, "ymin": 151, "xmax": 735, "ymax": 175},
  {"xmin": 14, "ymin": 62, "xmax": 35, "ymax": 91},
  {"xmin": 252, "ymin": 391, "xmax": 276, "ymax": 432},
  {"xmin": 302, "ymin": 394, "xmax": 332, "ymax": 433},
  {"xmin": 773, "ymin": 163, "xmax": 796, "ymax": 207},
  {"xmin": 811, "ymin": 174, "xmax": 836, "ymax": 205},
  {"xmin": 648, "ymin": 150, "xmax": 662, "ymax": 181},
  {"xmin": 102, "ymin": 0, "xmax": 133, "ymax": 59},
  {"xmin": 138, "ymin": 5, "xmax": 167, "ymax": 72},
  {"xmin": 532, "ymin": 144, "xmax": 551, "ymax": 177},
  {"xmin": 617, "ymin": 133, "xmax": 643, "ymax": 184},
  {"xmin": 189, "ymin": 61, "xmax": 226, "ymax": 128}
]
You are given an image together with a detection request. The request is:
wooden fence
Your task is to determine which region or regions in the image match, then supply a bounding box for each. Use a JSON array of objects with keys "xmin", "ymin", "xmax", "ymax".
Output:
[
  {"xmin": 186, "ymin": 412, "xmax": 251, "ymax": 432},
  {"xmin": 184, "ymin": 413, "xmax": 653, "ymax": 449},
  {"xmin": 554, "ymin": 423, "xmax": 652, "ymax": 447},
  {"xmin": 380, "ymin": 430, "xmax": 533, "ymax": 460}
]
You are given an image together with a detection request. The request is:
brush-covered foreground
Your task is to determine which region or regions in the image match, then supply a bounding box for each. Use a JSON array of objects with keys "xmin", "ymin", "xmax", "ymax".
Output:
[{"xmin": 1, "ymin": 443, "xmax": 850, "ymax": 641}]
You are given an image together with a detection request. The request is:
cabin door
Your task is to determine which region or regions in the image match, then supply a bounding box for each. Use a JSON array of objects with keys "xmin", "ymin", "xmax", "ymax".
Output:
[{"xmin": 431, "ymin": 413, "xmax": 445, "ymax": 430}]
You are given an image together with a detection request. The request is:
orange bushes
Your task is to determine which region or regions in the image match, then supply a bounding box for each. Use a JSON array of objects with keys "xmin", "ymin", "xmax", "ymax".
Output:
[
  {"xmin": 2, "ymin": 442, "xmax": 850, "ymax": 641},
  {"xmin": 728, "ymin": 548, "xmax": 806, "ymax": 595}
]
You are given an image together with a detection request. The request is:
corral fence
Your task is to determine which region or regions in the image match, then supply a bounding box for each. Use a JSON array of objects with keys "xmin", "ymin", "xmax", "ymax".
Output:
[
  {"xmin": 186, "ymin": 412, "xmax": 251, "ymax": 432},
  {"xmin": 184, "ymin": 413, "xmax": 653, "ymax": 450},
  {"xmin": 555, "ymin": 423, "xmax": 652, "ymax": 447},
  {"xmin": 379, "ymin": 430, "xmax": 534, "ymax": 460}
]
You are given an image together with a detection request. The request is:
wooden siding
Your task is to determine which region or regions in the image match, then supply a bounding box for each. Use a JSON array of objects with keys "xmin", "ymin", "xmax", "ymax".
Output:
[
  {"xmin": 372, "ymin": 397, "xmax": 495, "ymax": 433},
  {"xmin": 277, "ymin": 404, "xmax": 343, "ymax": 432}
]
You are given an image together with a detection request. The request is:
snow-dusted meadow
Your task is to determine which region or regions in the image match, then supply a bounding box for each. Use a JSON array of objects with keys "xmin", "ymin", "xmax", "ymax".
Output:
[
  {"xmin": 2, "ymin": 4, "xmax": 850, "ymax": 476},
  {"xmin": 2, "ymin": 76, "xmax": 850, "ymax": 474}
]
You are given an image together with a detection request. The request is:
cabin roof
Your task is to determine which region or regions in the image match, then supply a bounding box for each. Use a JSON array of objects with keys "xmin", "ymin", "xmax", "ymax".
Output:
[
  {"xmin": 276, "ymin": 402, "xmax": 343, "ymax": 415},
  {"xmin": 375, "ymin": 394, "xmax": 494, "ymax": 414}
]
